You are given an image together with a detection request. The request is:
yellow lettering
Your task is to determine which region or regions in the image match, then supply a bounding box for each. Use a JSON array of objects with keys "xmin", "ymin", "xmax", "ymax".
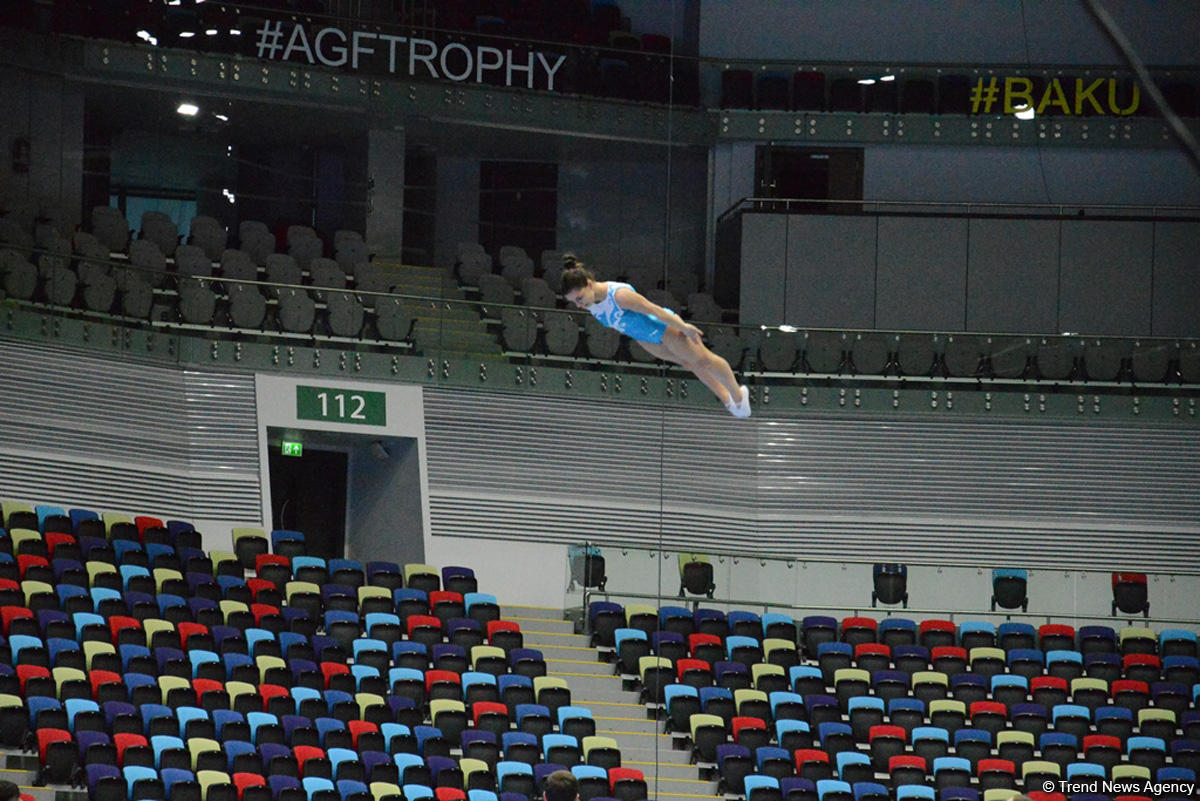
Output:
[
  {"xmin": 1037, "ymin": 78, "xmax": 1072, "ymax": 115},
  {"xmin": 1074, "ymin": 78, "xmax": 1106, "ymax": 115},
  {"xmin": 1108, "ymin": 79, "xmax": 1139, "ymax": 115},
  {"xmin": 1003, "ymin": 77, "xmax": 1034, "ymax": 114}
]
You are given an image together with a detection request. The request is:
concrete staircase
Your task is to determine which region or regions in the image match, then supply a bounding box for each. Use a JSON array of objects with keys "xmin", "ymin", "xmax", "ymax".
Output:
[
  {"xmin": 374, "ymin": 262, "xmax": 503, "ymax": 359},
  {"xmin": 508, "ymin": 606, "xmax": 719, "ymax": 801}
]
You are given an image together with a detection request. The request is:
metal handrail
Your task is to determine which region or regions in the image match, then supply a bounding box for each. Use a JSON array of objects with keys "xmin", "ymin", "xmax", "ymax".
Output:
[{"xmin": 715, "ymin": 196, "xmax": 1200, "ymax": 225}]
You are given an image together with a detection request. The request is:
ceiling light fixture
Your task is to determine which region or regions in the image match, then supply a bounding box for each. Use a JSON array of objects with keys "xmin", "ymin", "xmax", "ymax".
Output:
[{"xmin": 177, "ymin": 103, "xmax": 200, "ymax": 116}]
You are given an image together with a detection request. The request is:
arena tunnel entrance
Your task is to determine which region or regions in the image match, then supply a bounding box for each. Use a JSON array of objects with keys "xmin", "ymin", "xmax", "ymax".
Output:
[{"xmin": 266, "ymin": 427, "xmax": 426, "ymax": 566}]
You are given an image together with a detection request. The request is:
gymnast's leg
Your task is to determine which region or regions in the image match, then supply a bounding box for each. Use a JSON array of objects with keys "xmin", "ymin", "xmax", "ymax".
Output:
[{"xmin": 641, "ymin": 333, "xmax": 748, "ymax": 415}]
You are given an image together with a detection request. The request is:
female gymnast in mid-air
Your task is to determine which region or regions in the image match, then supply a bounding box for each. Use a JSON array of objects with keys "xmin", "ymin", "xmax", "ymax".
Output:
[{"xmin": 560, "ymin": 262, "xmax": 750, "ymax": 418}]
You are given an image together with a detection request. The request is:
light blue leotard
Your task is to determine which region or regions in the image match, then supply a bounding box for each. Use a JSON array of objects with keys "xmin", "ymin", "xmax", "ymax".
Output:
[{"xmin": 588, "ymin": 281, "xmax": 671, "ymax": 344}]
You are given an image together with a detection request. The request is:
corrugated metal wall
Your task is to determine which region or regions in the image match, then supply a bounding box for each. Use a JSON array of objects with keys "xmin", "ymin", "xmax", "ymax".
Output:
[
  {"xmin": 0, "ymin": 340, "xmax": 261, "ymax": 521},
  {"xmin": 3, "ymin": 336, "xmax": 1197, "ymax": 574},
  {"xmin": 423, "ymin": 388, "xmax": 1200, "ymax": 573}
]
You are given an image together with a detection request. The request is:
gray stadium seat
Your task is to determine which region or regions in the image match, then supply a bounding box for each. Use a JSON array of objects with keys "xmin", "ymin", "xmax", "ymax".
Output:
[
  {"xmin": 759, "ymin": 331, "xmax": 799, "ymax": 372},
  {"xmin": 286, "ymin": 225, "xmax": 318, "ymax": 249},
  {"xmin": 289, "ymin": 237, "xmax": 322, "ymax": 271},
  {"xmin": 309, "ymin": 257, "xmax": 346, "ymax": 301},
  {"xmin": 544, "ymin": 312, "xmax": 580, "ymax": 356},
  {"xmin": 804, "ymin": 331, "xmax": 845, "ymax": 373},
  {"xmin": 501, "ymin": 307, "xmax": 537, "ymax": 351},
  {"xmin": 709, "ymin": 326, "xmax": 746, "ymax": 370},
  {"xmin": 457, "ymin": 242, "xmax": 492, "ymax": 285},
  {"xmin": 479, "ymin": 273, "xmax": 515, "ymax": 311},
  {"xmin": 241, "ymin": 229, "xmax": 276, "ymax": 266},
  {"xmin": 630, "ymin": 340, "xmax": 658, "ymax": 363},
  {"xmin": 375, "ymin": 297, "xmax": 414, "ymax": 342},
  {"xmin": 499, "ymin": 246, "xmax": 535, "ymax": 288},
  {"xmin": 989, "ymin": 337, "xmax": 1031, "ymax": 379},
  {"xmin": 943, "ymin": 334, "xmax": 987, "ymax": 378},
  {"xmin": 220, "ymin": 249, "xmax": 258, "ymax": 282},
  {"xmin": 228, "ymin": 284, "xmax": 267, "ymax": 329},
  {"xmin": 335, "ymin": 240, "xmax": 368, "ymax": 274},
  {"xmin": 81, "ymin": 272, "xmax": 116, "ymax": 313},
  {"xmin": 128, "ymin": 239, "xmax": 166, "ymax": 287},
  {"xmin": 1, "ymin": 250, "xmax": 37, "ymax": 300},
  {"xmin": 90, "ymin": 206, "xmax": 129, "ymax": 253},
  {"xmin": 189, "ymin": 216, "xmax": 227, "ymax": 260},
  {"xmin": 851, "ymin": 332, "xmax": 892, "ymax": 376},
  {"xmin": 178, "ymin": 278, "xmax": 217, "ymax": 325},
  {"xmin": 43, "ymin": 264, "xmax": 76, "ymax": 306},
  {"xmin": 1083, "ymin": 338, "xmax": 1131, "ymax": 382},
  {"xmin": 1130, "ymin": 339, "xmax": 1174, "ymax": 383},
  {"xmin": 277, "ymin": 288, "xmax": 316, "ymax": 333},
  {"xmin": 121, "ymin": 275, "xmax": 154, "ymax": 319},
  {"xmin": 327, "ymin": 291, "xmax": 365, "ymax": 338},
  {"xmin": 895, "ymin": 333, "xmax": 937, "ymax": 377},
  {"xmin": 139, "ymin": 211, "xmax": 178, "ymax": 257},
  {"xmin": 73, "ymin": 233, "xmax": 111, "ymax": 286},
  {"xmin": 1036, "ymin": 337, "xmax": 1083, "ymax": 381},
  {"xmin": 686, "ymin": 293, "xmax": 722, "ymax": 324},
  {"xmin": 174, "ymin": 245, "xmax": 213, "ymax": 278},
  {"xmin": 353, "ymin": 264, "xmax": 393, "ymax": 308},
  {"xmin": 520, "ymin": 277, "xmax": 556, "ymax": 314},
  {"xmin": 37, "ymin": 237, "xmax": 72, "ymax": 277},
  {"xmin": 238, "ymin": 220, "xmax": 270, "ymax": 243},
  {"xmin": 1179, "ymin": 340, "xmax": 1200, "ymax": 383},
  {"xmin": 265, "ymin": 254, "xmax": 301, "ymax": 296},
  {"xmin": 584, "ymin": 317, "xmax": 620, "ymax": 359},
  {"xmin": 647, "ymin": 289, "xmax": 680, "ymax": 312}
]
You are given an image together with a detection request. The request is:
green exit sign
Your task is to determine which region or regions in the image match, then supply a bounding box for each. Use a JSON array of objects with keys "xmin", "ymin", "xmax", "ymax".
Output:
[
  {"xmin": 281, "ymin": 441, "xmax": 303, "ymax": 457},
  {"xmin": 296, "ymin": 385, "xmax": 387, "ymax": 426}
]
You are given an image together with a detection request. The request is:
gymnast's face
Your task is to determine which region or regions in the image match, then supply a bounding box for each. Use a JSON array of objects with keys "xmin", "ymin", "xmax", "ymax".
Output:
[{"xmin": 565, "ymin": 282, "xmax": 595, "ymax": 309}]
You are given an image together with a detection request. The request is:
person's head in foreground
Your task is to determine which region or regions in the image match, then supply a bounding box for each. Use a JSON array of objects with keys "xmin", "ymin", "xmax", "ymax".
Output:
[
  {"xmin": 0, "ymin": 780, "xmax": 21, "ymax": 801},
  {"xmin": 543, "ymin": 770, "xmax": 579, "ymax": 801}
]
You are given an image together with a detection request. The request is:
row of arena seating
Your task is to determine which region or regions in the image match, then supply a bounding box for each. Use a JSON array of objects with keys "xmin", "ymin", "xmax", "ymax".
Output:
[
  {"xmin": 0, "ymin": 499, "xmax": 644, "ymax": 801},
  {"xmin": 588, "ymin": 603, "xmax": 1197, "ymax": 656},
  {"xmin": 585, "ymin": 601, "xmax": 1200, "ymax": 801}
]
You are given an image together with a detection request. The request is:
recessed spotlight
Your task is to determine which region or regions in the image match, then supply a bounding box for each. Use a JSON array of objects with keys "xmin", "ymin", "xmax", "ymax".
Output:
[
  {"xmin": 205, "ymin": 28, "xmax": 218, "ymax": 36},
  {"xmin": 177, "ymin": 103, "xmax": 200, "ymax": 116},
  {"xmin": 229, "ymin": 29, "xmax": 242, "ymax": 36},
  {"xmin": 214, "ymin": 113, "xmax": 229, "ymax": 122},
  {"xmin": 857, "ymin": 78, "xmax": 876, "ymax": 86},
  {"xmin": 880, "ymin": 74, "xmax": 896, "ymax": 82},
  {"xmin": 178, "ymin": 31, "xmax": 195, "ymax": 38}
]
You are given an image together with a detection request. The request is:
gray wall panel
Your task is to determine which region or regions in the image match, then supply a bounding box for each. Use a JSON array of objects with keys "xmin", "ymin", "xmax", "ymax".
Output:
[
  {"xmin": 875, "ymin": 217, "xmax": 968, "ymax": 330},
  {"xmin": 966, "ymin": 219, "xmax": 1060, "ymax": 333},
  {"xmin": 786, "ymin": 215, "xmax": 876, "ymax": 328},
  {"xmin": 422, "ymin": 387, "xmax": 1200, "ymax": 573},
  {"xmin": 1152, "ymin": 221, "xmax": 1200, "ymax": 337},
  {"xmin": 0, "ymin": 340, "xmax": 261, "ymax": 521},
  {"xmin": 738, "ymin": 213, "xmax": 787, "ymax": 325},
  {"xmin": 1059, "ymin": 220, "xmax": 1153, "ymax": 335}
]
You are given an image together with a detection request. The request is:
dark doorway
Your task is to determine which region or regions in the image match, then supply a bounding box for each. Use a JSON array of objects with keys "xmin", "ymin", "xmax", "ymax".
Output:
[
  {"xmin": 479, "ymin": 160, "xmax": 557, "ymax": 261},
  {"xmin": 268, "ymin": 446, "xmax": 347, "ymax": 560},
  {"xmin": 402, "ymin": 145, "xmax": 437, "ymax": 267},
  {"xmin": 754, "ymin": 146, "xmax": 863, "ymax": 212}
]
